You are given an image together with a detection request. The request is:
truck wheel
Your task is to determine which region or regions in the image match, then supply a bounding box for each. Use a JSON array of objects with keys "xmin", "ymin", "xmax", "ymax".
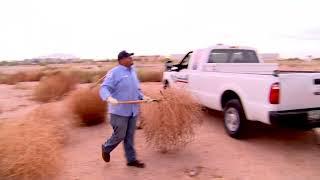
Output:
[{"xmin": 223, "ymin": 99, "xmax": 247, "ymax": 139}]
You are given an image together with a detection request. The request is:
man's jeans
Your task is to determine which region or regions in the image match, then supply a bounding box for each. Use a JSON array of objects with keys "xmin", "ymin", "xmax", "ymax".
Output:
[{"xmin": 102, "ymin": 114, "xmax": 137, "ymax": 163}]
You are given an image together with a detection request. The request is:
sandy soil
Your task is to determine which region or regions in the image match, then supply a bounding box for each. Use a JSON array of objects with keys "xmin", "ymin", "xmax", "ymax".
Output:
[
  {"xmin": 1, "ymin": 82, "xmax": 320, "ymax": 180},
  {"xmin": 0, "ymin": 82, "xmax": 39, "ymax": 120}
]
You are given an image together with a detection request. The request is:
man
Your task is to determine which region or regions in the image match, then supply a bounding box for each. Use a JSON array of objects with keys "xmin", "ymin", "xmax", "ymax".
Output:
[{"xmin": 99, "ymin": 50, "xmax": 151, "ymax": 168}]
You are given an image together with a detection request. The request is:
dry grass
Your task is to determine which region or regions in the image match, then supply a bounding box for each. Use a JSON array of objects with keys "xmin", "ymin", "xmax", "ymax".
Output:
[
  {"xmin": 0, "ymin": 73, "xmax": 9, "ymax": 84},
  {"xmin": 267, "ymin": 59, "xmax": 320, "ymax": 71},
  {"xmin": 0, "ymin": 64, "xmax": 163, "ymax": 85},
  {"xmin": 67, "ymin": 87, "xmax": 107, "ymax": 126},
  {"xmin": 33, "ymin": 71, "xmax": 77, "ymax": 102},
  {"xmin": 0, "ymin": 104, "xmax": 69, "ymax": 180},
  {"xmin": 69, "ymin": 69, "xmax": 107, "ymax": 84},
  {"xmin": 0, "ymin": 72, "xmax": 27, "ymax": 85},
  {"xmin": 0, "ymin": 71, "xmax": 44, "ymax": 85},
  {"xmin": 14, "ymin": 83, "xmax": 31, "ymax": 90},
  {"xmin": 141, "ymin": 88, "xmax": 202, "ymax": 153},
  {"xmin": 67, "ymin": 66, "xmax": 162, "ymax": 84},
  {"xmin": 24, "ymin": 70, "xmax": 44, "ymax": 81},
  {"xmin": 137, "ymin": 69, "xmax": 163, "ymax": 82},
  {"xmin": 7, "ymin": 72, "xmax": 27, "ymax": 85}
]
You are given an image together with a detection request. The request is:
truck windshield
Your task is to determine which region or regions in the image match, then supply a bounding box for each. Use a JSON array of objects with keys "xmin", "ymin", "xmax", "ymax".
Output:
[{"xmin": 208, "ymin": 49, "xmax": 259, "ymax": 63}]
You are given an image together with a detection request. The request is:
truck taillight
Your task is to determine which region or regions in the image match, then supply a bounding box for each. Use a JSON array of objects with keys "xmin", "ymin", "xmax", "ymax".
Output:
[{"xmin": 269, "ymin": 83, "xmax": 280, "ymax": 104}]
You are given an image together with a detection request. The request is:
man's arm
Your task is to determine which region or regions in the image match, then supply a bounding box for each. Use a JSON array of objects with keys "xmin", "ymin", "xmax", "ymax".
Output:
[{"xmin": 99, "ymin": 71, "xmax": 115, "ymax": 101}]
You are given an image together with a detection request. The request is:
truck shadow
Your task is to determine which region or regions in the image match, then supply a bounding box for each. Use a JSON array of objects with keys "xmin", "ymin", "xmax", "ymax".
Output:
[{"xmin": 202, "ymin": 108, "xmax": 319, "ymax": 145}]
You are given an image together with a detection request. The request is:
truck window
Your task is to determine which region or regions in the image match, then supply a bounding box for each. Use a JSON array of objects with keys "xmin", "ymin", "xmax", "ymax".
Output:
[
  {"xmin": 208, "ymin": 50, "xmax": 229, "ymax": 63},
  {"xmin": 208, "ymin": 49, "xmax": 259, "ymax": 63},
  {"xmin": 230, "ymin": 50, "xmax": 259, "ymax": 63}
]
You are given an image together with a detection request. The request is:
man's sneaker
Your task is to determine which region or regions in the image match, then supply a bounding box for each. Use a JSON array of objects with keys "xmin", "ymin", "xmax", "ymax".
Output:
[
  {"xmin": 101, "ymin": 145, "xmax": 110, "ymax": 162},
  {"xmin": 127, "ymin": 160, "xmax": 145, "ymax": 168}
]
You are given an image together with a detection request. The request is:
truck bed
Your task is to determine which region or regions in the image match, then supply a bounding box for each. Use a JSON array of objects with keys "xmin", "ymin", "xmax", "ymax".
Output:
[
  {"xmin": 274, "ymin": 70, "xmax": 320, "ymax": 75},
  {"xmin": 202, "ymin": 63, "xmax": 278, "ymax": 75}
]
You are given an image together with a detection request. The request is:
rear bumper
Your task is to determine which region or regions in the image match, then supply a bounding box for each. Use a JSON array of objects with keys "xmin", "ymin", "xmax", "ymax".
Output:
[{"xmin": 269, "ymin": 108, "xmax": 320, "ymax": 129}]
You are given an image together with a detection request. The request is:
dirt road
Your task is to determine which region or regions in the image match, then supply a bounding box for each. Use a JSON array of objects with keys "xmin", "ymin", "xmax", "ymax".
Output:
[
  {"xmin": 1, "ymin": 82, "xmax": 320, "ymax": 180},
  {"xmin": 54, "ymin": 111, "xmax": 319, "ymax": 180},
  {"xmin": 55, "ymin": 83, "xmax": 320, "ymax": 180}
]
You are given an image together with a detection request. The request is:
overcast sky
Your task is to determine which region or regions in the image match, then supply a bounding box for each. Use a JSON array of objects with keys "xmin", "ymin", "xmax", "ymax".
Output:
[{"xmin": 0, "ymin": 0, "xmax": 319, "ymax": 60}]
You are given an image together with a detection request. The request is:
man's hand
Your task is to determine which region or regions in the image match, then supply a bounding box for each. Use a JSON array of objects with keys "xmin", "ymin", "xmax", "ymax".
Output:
[
  {"xmin": 143, "ymin": 95, "xmax": 153, "ymax": 103},
  {"xmin": 107, "ymin": 96, "xmax": 119, "ymax": 104}
]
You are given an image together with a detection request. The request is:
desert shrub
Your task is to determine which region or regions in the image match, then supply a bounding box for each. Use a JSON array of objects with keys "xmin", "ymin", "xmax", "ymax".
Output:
[
  {"xmin": 0, "ymin": 105, "xmax": 69, "ymax": 180},
  {"xmin": 24, "ymin": 70, "xmax": 44, "ymax": 81},
  {"xmin": 14, "ymin": 83, "xmax": 30, "ymax": 90},
  {"xmin": 67, "ymin": 87, "xmax": 107, "ymax": 126},
  {"xmin": 33, "ymin": 71, "xmax": 77, "ymax": 102},
  {"xmin": 0, "ymin": 71, "xmax": 44, "ymax": 85},
  {"xmin": 0, "ymin": 73, "xmax": 9, "ymax": 84},
  {"xmin": 69, "ymin": 69, "xmax": 107, "ymax": 84},
  {"xmin": 0, "ymin": 72, "xmax": 27, "ymax": 85},
  {"xmin": 136, "ymin": 69, "xmax": 163, "ymax": 82}
]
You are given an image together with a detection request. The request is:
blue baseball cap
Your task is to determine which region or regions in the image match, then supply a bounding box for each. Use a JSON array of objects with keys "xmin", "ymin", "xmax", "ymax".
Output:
[{"xmin": 118, "ymin": 50, "xmax": 134, "ymax": 60}]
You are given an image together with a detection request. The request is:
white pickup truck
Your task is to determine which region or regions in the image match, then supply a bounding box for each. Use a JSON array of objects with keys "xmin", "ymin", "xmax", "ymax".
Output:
[{"xmin": 163, "ymin": 44, "xmax": 320, "ymax": 138}]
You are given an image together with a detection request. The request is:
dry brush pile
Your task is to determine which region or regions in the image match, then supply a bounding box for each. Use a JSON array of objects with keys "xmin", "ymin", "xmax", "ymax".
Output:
[
  {"xmin": 67, "ymin": 87, "xmax": 107, "ymax": 126},
  {"xmin": 0, "ymin": 79, "xmax": 107, "ymax": 179},
  {"xmin": 69, "ymin": 69, "xmax": 108, "ymax": 84},
  {"xmin": 0, "ymin": 67, "xmax": 110, "ymax": 179},
  {"xmin": 136, "ymin": 69, "xmax": 163, "ymax": 82},
  {"xmin": 0, "ymin": 71, "xmax": 44, "ymax": 85},
  {"xmin": 0, "ymin": 65, "xmax": 175, "ymax": 178},
  {"xmin": 141, "ymin": 88, "xmax": 203, "ymax": 153},
  {"xmin": 0, "ymin": 104, "xmax": 70, "ymax": 180},
  {"xmin": 0, "ymin": 66, "xmax": 162, "ymax": 85},
  {"xmin": 33, "ymin": 71, "xmax": 77, "ymax": 102}
]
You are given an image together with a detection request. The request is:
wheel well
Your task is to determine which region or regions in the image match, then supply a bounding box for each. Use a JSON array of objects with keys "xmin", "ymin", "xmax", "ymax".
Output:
[{"xmin": 221, "ymin": 90, "xmax": 241, "ymax": 108}]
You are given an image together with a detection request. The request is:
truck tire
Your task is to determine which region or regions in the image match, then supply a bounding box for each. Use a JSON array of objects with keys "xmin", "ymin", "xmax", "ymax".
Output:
[{"xmin": 223, "ymin": 99, "xmax": 247, "ymax": 139}]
